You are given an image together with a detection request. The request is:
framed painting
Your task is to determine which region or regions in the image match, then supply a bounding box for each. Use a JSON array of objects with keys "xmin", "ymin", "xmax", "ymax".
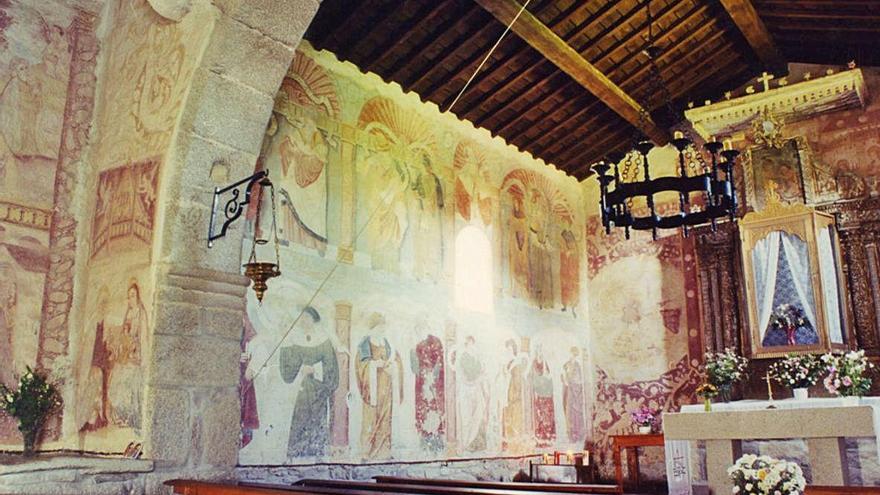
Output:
[{"xmin": 742, "ymin": 137, "xmax": 839, "ymax": 213}]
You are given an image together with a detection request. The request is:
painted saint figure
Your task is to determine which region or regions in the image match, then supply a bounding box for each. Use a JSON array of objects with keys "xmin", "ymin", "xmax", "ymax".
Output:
[
  {"xmin": 356, "ymin": 313, "xmax": 402, "ymax": 459},
  {"xmin": 106, "ymin": 280, "xmax": 148, "ymax": 432},
  {"xmin": 501, "ymin": 339, "xmax": 530, "ymax": 451},
  {"xmin": 530, "ymin": 345, "xmax": 556, "ymax": 447},
  {"xmin": 410, "ymin": 332, "xmax": 445, "ymax": 452},
  {"xmin": 279, "ymin": 306, "xmax": 340, "ymax": 459},
  {"xmin": 527, "ymin": 189, "xmax": 554, "ymax": 309},
  {"xmin": 80, "ymin": 287, "xmax": 112, "ymax": 432},
  {"xmin": 561, "ymin": 347, "xmax": 586, "ymax": 444},
  {"xmin": 455, "ymin": 336, "xmax": 489, "ymax": 453}
]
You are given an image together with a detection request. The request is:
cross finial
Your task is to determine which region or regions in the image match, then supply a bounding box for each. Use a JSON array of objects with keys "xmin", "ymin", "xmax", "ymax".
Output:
[{"xmin": 757, "ymin": 71, "xmax": 775, "ymax": 91}]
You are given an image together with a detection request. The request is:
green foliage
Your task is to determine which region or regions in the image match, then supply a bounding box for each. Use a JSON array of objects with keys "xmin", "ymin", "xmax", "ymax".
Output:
[
  {"xmin": 704, "ymin": 347, "xmax": 749, "ymax": 389},
  {"xmin": 0, "ymin": 367, "xmax": 62, "ymax": 433}
]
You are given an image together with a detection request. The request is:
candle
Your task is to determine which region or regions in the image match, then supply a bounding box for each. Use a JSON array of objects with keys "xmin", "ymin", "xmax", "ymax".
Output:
[
  {"xmin": 673, "ymin": 130, "xmax": 684, "ymax": 140},
  {"xmin": 583, "ymin": 451, "xmax": 590, "ymax": 466},
  {"xmin": 709, "ymin": 135, "xmax": 717, "ymax": 143},
  {"xmin": 543, "ymin": 453, "xmax": 551, "ymax": 464},
  {"xmin": 566, "ymin": 450, "xmax": 574, "ymax": 464},
  {"xmin": 723, "ymin": 139, "xmax": 733, "ymax": 151}
]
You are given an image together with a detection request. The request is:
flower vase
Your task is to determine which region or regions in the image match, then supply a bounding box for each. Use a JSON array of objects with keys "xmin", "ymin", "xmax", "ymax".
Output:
[
  {"xmin": 841, "ymin": 395, "xmax": 860, "ymax": 407},
  {"xmin": 21, "ymin": 428, "xmax": 37, "ymax": 457},
  {"xmin": 793, "ymin": 388, "xmax": 809, "ymax": 401},
  {"xmin": 703, "ymin": 398, "xmax": 712, "ymax": 412},
  {"xmin": 638, "ymin": 425, "xmax": 652, "ymax": 434},
  {"xmin": 718, "ymin": 383, "xmax": 733, "ymax": 403}
]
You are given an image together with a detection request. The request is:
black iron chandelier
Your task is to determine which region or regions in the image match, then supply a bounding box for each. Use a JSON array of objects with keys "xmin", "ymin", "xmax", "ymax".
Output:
[{"xmin": 591, "ymin": 0, "xmax": 738, "ymax": 241}]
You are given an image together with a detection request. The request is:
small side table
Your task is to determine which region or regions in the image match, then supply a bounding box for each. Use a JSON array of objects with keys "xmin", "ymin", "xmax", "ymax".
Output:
[{"xmin": 611, "ymin": 433, "xmax": 665, "ymax": 494}]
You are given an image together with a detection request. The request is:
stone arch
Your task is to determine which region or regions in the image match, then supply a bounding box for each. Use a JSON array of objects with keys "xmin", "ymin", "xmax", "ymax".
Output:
[{"xmin": 141, "ymin": 0, "xmax": 321, "ymax": 480}]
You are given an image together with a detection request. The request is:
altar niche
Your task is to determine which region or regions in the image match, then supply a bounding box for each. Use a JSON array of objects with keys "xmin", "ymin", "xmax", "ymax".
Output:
[{"xmin": 739, "ymin": 190, "xmax": 851, "ymax": 358}]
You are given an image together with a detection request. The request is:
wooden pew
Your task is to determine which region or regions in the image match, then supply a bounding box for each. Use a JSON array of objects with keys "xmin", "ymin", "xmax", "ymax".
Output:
[
  {"xmin": 806, "ymin": 487, "xmax": 880, "ymax": 494},
  {"xmin": 167, "ymin": 479, "xmax": 619, "ymax": 495},
  {"xmin": 298, "ymin": 479, "xmax": 617, "ymax": 495},
  {"xmin": 371, "ymin": 476, "xmax": 618, "ymax": 494}
]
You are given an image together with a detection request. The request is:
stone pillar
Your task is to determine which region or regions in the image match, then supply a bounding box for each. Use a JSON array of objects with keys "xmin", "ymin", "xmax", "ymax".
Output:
[
  {"xmin": 705, "ymin": 439, "xmax": 741, "ymax": 495},
  {"xmin": 139, "ymin": 0, "xmax": 322, "ymax": 486},
  {"xmin": 806, "ymin": 437, "xmax": 848, "ymax": 486},
  {"xmin": 331, "ymin": 301, "xmax": 351, "ymax": 452}
]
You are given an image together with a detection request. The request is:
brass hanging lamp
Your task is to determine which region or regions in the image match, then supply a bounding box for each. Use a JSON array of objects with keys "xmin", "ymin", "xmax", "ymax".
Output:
[{"xmin": 207, "ymin": 169, "xmax": 281, "ymax": 302}]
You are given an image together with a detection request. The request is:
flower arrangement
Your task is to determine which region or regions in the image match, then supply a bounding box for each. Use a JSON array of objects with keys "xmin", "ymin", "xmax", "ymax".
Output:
[
  {"xmin": 0, "ymin": 367, "xmax": 62, "ymax": 457},
  {"xmin": 769, "ymin": 353, "xmax": 823, "ymax": 390},
  {"xmin": 630, "ymin": 405, "xmax": 658, "ymax": 427},
  {"xmin": 821, "ymin": 350, "xmax": 874, "ymax": 397},
  {"xmin": 705, "ymin": 347, "xmax": 749, "ymax": 400},
  {"xmin": 696, "ymin": 382, "xmax": 719, "ymax": 411},
  {"xmin": 769, "ymin": 304, "xmax": 807, "ymax": 346},
  {"xmin": 728, "ymin": 454, "xmax": 805, "ymax": 495}
]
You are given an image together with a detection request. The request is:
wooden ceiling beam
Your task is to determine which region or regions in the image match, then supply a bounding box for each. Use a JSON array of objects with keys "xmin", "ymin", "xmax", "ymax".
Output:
[
  {"xmin": 522, "ymin": 1, "xmax": 711, "ymax": 154},
  {"xmin": 386, "ymin": 5, "xmax": 482, "ymax": 82},
  {"xmin": 718, "ymin": 0, "xmax": 785, "ymax": 69},
  {"xmin": 336, "ymin": 1, "xmax": 403, "ymax": 62},
  {"xmin": 473, "ymin": 0, "xmax": 668, "ymax": 144},
  {"xmin": 449, "ymin": 0, "xmax": 623, "ymax": 115},
  {"xmin": 473, "ymin": 0, "xmax": 687, "ymax": 129},
  {"xmin": 366, "ymin": 1, "xmax": 451, "ymax": 67}
]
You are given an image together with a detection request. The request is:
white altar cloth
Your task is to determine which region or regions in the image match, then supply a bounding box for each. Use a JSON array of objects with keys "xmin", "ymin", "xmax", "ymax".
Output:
[{"xmin": 665, "ymin": 396, "xmax": 880, "ymax": 495}]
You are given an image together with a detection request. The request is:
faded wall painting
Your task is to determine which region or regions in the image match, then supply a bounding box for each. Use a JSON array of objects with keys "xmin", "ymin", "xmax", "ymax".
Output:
[
  {"xmin": 0, "ymin": 0, "xmax": 84, "ymax": 446},
  {"xmin": 239, "ymin": 44, "xmax": 589, "ymax": 466}
]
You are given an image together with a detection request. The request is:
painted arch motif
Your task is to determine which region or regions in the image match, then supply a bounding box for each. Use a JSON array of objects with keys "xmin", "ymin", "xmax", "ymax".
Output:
[
  {"xmin": 453, "ymin": 140, "xmax": 497, "ymax": 227},
  {"xmin": 265, "ymin": 50, "xmax": 340, "ymax": 248},
  {"xmin": 356, "ymin": 96, "xmax": 443, "ymax": 279},
  {"xmin": 502, "ymin": 169, "xmax": 579, "ymax": 311}
]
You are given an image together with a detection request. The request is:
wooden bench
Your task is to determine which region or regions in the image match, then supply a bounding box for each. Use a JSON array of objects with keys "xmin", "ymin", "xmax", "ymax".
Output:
[
  {"xmin": 371, "ymin": 476, "xmax": 618, "ymax": 494},
  {"xmin": 298, "ymin": 479, "xmax": 616, "ymax": 495},
  {"xmin": 806, "ymin": 487, "xmax": 880, "ymax": 494},
  {"xmin": 168, "ymin": 479, "xmax": 618, "ymax": 495}
]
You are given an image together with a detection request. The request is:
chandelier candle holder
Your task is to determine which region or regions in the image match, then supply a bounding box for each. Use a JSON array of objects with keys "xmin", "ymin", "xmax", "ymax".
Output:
[
  {"xmin": 592, "ymin": 135, "xmax": 739, "ymax": 240},
  {"xmin": 207, "ymin": 169, "xmax": 282, "ymax": 302}
]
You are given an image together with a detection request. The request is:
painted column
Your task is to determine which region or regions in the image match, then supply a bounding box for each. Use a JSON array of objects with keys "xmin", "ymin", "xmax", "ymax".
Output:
[{"xmin": 331, "ymin": 300, "xmax": 352, "ymax": 452}]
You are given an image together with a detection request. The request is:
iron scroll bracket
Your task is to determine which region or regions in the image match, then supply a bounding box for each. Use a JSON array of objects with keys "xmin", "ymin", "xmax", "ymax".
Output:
[{"xmin": 207, "ymin": 170, "xmax": 268, "ymax": 248}]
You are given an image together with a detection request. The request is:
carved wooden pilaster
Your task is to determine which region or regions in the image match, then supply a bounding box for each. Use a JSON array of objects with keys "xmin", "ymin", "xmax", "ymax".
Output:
[
  {"xmin": 693, "ymin": 222, "xmax": 744, "ymax": 355},
  {"xmin": 819, "ymin": 198, "xmax": 880, "ymax": 354}
]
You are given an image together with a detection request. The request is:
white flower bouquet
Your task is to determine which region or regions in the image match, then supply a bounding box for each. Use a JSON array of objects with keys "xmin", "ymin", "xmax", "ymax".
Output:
[
  {"xmin": 821, "ymin": 350, "xmax": 874, "ymax": 397},
  {"xmin": 769, "ymin": 353, "xmax": 823, "ymax": 390},
  {"xmin": 728, "ymin": 454, "xmax": 805, "ymax": 495}
]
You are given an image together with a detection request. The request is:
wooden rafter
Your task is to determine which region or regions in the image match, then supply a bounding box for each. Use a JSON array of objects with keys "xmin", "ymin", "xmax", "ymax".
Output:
[
  {"xmin": 406, "ymin": 20, "xmax": 501, "ymax": 93},
  {"xmin": 366, "ymin": 1, "xmax": 450, "ymax": 66},
  {"xmin": 719, "ymin": 0, "xmax": 785, "ymax": 68},
  {"xmin": 473, "ymin": 0, "xmax": 668, "ymax": 144},
  {"xmin": 386, "ymin": 6, "xmax": 482, "ymax": 81},
  {"xmin": 336, "ymin": 1, "xmax": 403, "ymax": 61},
  {"xmin": 449, "ymin": 0, "xmax": 625, "ymax": 115}
]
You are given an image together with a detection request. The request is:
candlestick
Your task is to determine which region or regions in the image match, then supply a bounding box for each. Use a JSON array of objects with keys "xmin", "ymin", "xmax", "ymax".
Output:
[
  {"xmin": 673, "ymin": 130, "xmax": 684, "ymax": 140},
  {"xmin": 764, "ymin": 372, "xmax": 777, "ymax": 409},
  {"xmin": 723, "ymin": 138, "xmax": 733, "ymax": 151}
]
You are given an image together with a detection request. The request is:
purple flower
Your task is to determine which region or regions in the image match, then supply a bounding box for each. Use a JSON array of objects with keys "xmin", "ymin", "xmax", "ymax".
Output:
[{"xmin": 842, "ymin": 376, "xmax": 853, "ymax": 387}]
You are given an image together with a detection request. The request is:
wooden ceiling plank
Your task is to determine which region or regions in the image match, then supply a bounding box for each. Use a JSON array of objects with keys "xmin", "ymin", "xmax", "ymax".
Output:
[
  {"xmin": 473, "ymin": 0, "xmax": 668, "ymax": 144},
  {"xmin": 504, "ymin": 2, "xmax": 711, "ymax": 153},
  {"xmin": 760, "ymin": 11, "xmax": 880, "ymax": 21},
  {"xmin": 318, "ymin": 0, "xmax": 370, "ymax": 49},
  {"xmin": 584, "ymin": 0, "xmax": 685, "ymax": 68},
  {"xmin": 367, "ymin": 1, "xmax": 451, "ymax": 66},
  {"xmin": 336, "ymin": 1, "xmax": 403, "ymax": 62},
  {"xmin": 474, "ymin": 71, "xmax": 566, "ymax": 127},
  {"xmin": 718, "ymin": 0, "xmax": 785, "ymax": 68},
  {"xmin": 443, "ymin": 2, "xmax": 600, "ymax": 116},
  {"xmin": 491, "ymin": 78, "xmax": 576, "ymax": 134},
  {"xmin": 386, "ymin": 6, "xmax": 482, "ymax": 82},
  {"xmin": 555, "ymin": 121, "xmax": 632, "ymax": 175},
  {"xmin": 405, "ymin": 20, "xmax": 501, "ymax": 94}
]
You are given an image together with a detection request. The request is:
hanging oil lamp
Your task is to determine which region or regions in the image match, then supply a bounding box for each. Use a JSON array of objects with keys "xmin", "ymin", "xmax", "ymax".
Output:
[{"xmin": 243, "ymin": 175, "xmax": 281, "ymax": 302}]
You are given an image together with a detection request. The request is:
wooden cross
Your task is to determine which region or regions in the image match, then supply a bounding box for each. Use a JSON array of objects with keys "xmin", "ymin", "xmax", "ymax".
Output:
[{"xmin": 757, "ymin": 71, "xmax": 775, "ymax": 91}]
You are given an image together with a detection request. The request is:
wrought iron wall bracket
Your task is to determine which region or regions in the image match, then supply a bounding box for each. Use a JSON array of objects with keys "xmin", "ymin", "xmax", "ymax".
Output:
[{"xmin": 207, "ymin": 170, "xmax": 268, "ymax": 248}]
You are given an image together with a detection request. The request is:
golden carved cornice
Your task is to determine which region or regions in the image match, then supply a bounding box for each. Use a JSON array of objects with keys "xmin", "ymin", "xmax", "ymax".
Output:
[{"xmin": 685, "ymin": 69, "xmax": 868, "ymax": 139}]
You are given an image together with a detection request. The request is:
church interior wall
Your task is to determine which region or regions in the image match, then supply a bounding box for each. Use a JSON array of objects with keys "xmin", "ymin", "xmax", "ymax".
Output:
[{"xmin": 238, "ymin": 42, "xmax": 592, "ymax": 470}]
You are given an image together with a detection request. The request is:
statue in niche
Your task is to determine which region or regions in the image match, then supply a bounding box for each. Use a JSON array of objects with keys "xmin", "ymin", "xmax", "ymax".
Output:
[
  {"xmin": 279, "ymin": 306, "xmax": 340, "ymax": 459},
  {"xmin": 356, "ymin": 312, "xmax": 402, "ymax": 459}
]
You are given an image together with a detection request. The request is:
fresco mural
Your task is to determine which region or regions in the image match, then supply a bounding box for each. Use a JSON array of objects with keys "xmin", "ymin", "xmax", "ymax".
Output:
[
  {"xmin": 238, "ymin": 45, "xmax": 589, "ymax": 466},
  {"xmin": 0, "ymin": 0, "xmax": 80, "ymax": 445}
]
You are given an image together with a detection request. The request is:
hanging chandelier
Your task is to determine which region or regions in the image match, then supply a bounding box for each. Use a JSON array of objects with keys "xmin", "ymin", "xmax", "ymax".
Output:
[{"xmin": 591, "ymin": 0, "xmax": 739, "ymax": 241}]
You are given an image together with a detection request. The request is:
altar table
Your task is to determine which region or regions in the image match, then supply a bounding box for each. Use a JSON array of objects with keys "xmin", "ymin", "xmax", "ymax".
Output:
[
  {"xmin": 611, "ymin": 433, "xmax": 665, "ymax": 494},
  {"xmin": 663, "ymin": 397, "xmax": 880, "ymax": 495}
]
